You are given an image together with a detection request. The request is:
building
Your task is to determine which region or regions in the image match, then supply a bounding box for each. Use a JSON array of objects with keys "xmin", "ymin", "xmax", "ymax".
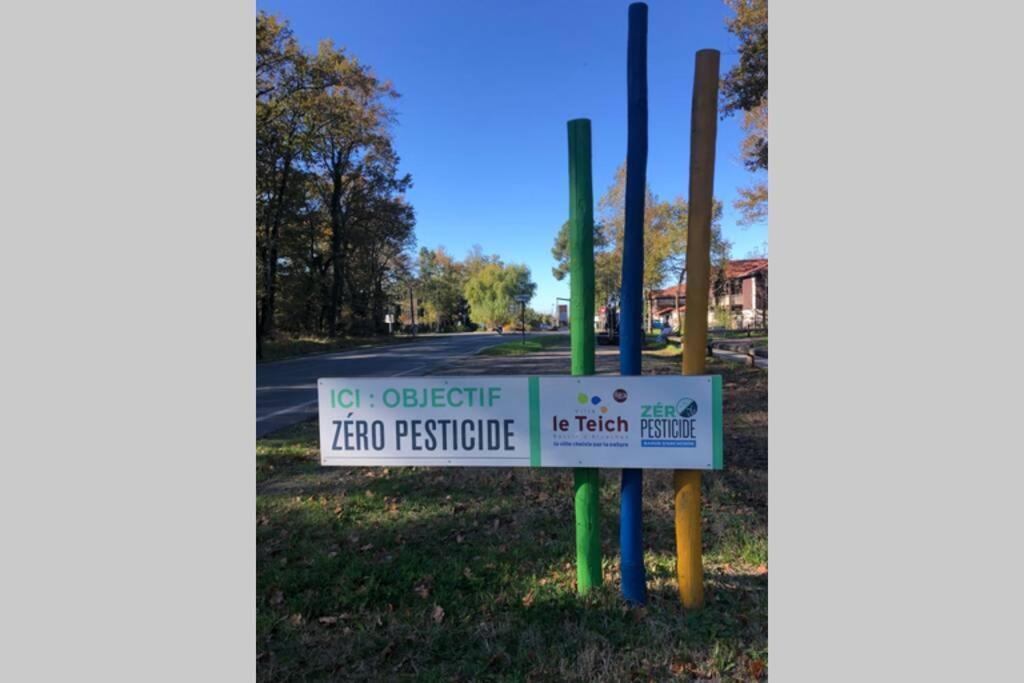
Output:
[{"xmin": 648, "ymin": 258, "xmax": 768, "ymax": 330}]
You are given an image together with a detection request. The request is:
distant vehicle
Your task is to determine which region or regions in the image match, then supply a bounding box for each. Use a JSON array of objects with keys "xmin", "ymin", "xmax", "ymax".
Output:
[{"xmin": 538, "ymin": 322, "xmax": 551, "ymax": 331}]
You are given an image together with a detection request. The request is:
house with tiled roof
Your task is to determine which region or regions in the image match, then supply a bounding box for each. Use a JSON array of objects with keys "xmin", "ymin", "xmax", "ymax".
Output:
[{"xmin": 648, "ymin": 258, "xmax": 768, "ymax": 330}]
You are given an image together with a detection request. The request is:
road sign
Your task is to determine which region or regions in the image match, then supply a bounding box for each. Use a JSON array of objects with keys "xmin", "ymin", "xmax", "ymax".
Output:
[
  {"xmin": 514, "ymin": 294, "xmax": 530, "ymax": 303},
  {"xmin": 318, "ymin": 375, "xmax": 722, "ymax": 470}
]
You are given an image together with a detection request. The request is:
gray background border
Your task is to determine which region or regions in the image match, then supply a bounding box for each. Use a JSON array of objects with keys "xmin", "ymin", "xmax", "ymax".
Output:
[{"xmin": 3, "ymin": 0, "xmax": 1022, "ymax": 679}]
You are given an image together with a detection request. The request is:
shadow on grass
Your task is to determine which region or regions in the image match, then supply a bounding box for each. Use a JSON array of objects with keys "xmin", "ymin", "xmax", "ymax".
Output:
[
  {"xmin": 257, "ymin": 356, "xmax": 768, "ymax": 682},
  {"xmin": 258, "ymin": 479, "xmax": 767, "ymax": 681}
]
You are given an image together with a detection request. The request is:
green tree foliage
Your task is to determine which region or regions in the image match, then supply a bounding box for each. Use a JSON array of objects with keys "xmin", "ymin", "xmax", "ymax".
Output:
[
  {"xmin": 257, "ymin": 13, "xmax": 416, "ymax": 350},
  {"xmin": 463, "ymin": 262, "xmax": 537, "ymax": 330},
  {"xmin": 721, "ymin": 0, "xmax": 768, "ymax": 225},
  {"xmin": 415, "ymin": 247, "xmax": 468, "ymax": 331},
  {"xmin": 550, "ymin": 162, "xmax": 730, "ymax": 321}
]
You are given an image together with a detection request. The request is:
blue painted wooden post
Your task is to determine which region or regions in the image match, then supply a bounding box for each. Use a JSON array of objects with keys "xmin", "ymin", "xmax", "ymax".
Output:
[{"xmin": 619, "ymin": 1, "xmax": 648, "ymax": 605}]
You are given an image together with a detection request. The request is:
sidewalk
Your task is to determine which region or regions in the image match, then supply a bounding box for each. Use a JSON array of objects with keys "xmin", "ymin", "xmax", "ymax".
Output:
[{"xmin": 429, "ymin": 339, "xmax": 767, "ymax": 376}]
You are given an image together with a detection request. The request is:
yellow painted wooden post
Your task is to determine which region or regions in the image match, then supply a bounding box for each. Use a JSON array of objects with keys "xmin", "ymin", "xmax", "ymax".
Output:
[{"xmin": 675, "ymin": 48, "xmax": 720, "ymax": 609}]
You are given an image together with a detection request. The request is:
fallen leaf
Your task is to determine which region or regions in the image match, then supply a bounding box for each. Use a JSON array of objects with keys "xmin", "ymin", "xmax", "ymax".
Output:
[
  {"xmin": 270, "ymin": 590, "xmax": 283, "ymax": 606},
  {"xmin": 414, "ymin": 584, "xmax": 430, "ymax": 599},
  {"xmin": 318, "ymin": 616, "xmax": 338, "ymax": 626},
  {"xmin": 431, "ymin": 605, "xmax": 445, "ymax": 624},
  {"xmin": 360, "ymin": 543, "xmax": 374, "ymax": 551},
  {"xmin": 748, "ymin": 660, "xmax": 766, "ymax": 678},
  {"xmin": 289, "ymin": 613, "xmax": 304, "ymax": 626},
  {"xmin": 456, "ymin": 533, "xmax": 465, "ymax": 544},
  {"xmin": 522, "ymin": 591, "xmax": 535, "ymax": 607},
  {"xmin": 463, "ymin": 567, "xmax": 474, "ymax": 579},
  {"xmin": 755, "ymin": 564, "xmax": 768, "ymax": 575}
]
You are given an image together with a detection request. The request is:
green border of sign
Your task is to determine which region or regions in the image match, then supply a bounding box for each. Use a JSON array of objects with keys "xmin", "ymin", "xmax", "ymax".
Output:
[
  {"xmin": 712, "ymin": 374, "xmax": 723, "ymax": 469},
  {"xmin": 528, "ymin": 376, "xmax": 541, "ymax": 467}
]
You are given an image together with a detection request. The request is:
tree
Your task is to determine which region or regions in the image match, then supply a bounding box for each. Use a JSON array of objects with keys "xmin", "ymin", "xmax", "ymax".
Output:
[
  {"xmin": 257, "ymin": 13, "xmax": 310, "ymax": 351},
  {"xmin": 416, "ymin": 247, "xmax": 466, "ymax": 331},
  {"xmin": 721, "ymin": 0, "xmax": 767, "ymax": 225},
  {"xmin": 463, "ymin": 244, "xmax": 502, "ymax": 281},
  {"xmin": 256, "ymin": 12, "xmax": 417, "ymax": 345},
  {"xmin": 550, "ymin": 219, "xmax": 618, "ymax": 308},
  {"xmin": 552, "ymin": 162, "xmax": 722, "ymax": 327},
  {"xmin": 463, "ymin": 262, "xmax": 536, "ymax": 330},
  {"xmin": 304, "ymin": 40, "xmax": 409, "ymax": 336}
]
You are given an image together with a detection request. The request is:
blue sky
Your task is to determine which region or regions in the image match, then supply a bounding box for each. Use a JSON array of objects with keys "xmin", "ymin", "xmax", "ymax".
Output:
[{"xmin": 257, "ymin": 0, "xmax": 767, "ymax": 313}]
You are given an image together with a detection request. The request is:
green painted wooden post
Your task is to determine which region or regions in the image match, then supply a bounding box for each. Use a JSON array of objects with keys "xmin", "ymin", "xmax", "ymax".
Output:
[{"xmin": 568, "ymin": 118, "xmax": 602, "ymax": 594}]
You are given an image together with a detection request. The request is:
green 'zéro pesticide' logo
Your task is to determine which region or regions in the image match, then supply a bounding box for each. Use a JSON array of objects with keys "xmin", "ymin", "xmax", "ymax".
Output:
[{"xmin": 640, "ymin": 398, "xmax": 698, "ymax": 418}]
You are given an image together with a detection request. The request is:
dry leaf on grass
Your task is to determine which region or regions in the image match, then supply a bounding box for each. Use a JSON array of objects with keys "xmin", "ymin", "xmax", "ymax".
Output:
[{"xmin": 431, "ymin": 605, "xmax": 445, "ymax": 624}]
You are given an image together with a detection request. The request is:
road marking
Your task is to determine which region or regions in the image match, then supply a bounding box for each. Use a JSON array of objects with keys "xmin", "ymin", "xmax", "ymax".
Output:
[{"xmin": 257, "ymin": 399, "xmax": 318, "ymax": 422}]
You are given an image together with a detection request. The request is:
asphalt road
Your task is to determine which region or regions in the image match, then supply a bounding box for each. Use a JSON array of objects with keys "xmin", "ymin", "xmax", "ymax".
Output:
[{"xmin": 257, "ymin": 331, "xmax": 554, "ymax": 437}]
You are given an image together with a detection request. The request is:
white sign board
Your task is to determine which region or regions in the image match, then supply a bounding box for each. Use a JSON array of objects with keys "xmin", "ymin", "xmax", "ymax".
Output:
[{"xmin": 318, "ymin": 375, "xmax": 722, "ymax": 470}]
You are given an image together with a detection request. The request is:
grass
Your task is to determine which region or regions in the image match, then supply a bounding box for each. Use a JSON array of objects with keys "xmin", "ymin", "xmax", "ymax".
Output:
[
  {"xmin": 259, "ymin": 334, "xmax": 424, "ymax": 363},
  {"xmin": 477, "ymin": 334, "xmax": 569, "ymax": 356},
  {"xmin": 709, "ymin": 329, "xmax": 768, "ymax": 340},
  {"xmin": 256, "ymin": 356, "xmax": 766, "ymax": 681},
  {"xmin": 644, "ymin": 338, "xmax": 683, "ymax": 359}
]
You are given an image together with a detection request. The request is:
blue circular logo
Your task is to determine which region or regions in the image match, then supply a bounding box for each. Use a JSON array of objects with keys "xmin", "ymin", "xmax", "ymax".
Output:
[{"xmin": 675, "ymin": 397, "xmax": 698, "ymax": 417}]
